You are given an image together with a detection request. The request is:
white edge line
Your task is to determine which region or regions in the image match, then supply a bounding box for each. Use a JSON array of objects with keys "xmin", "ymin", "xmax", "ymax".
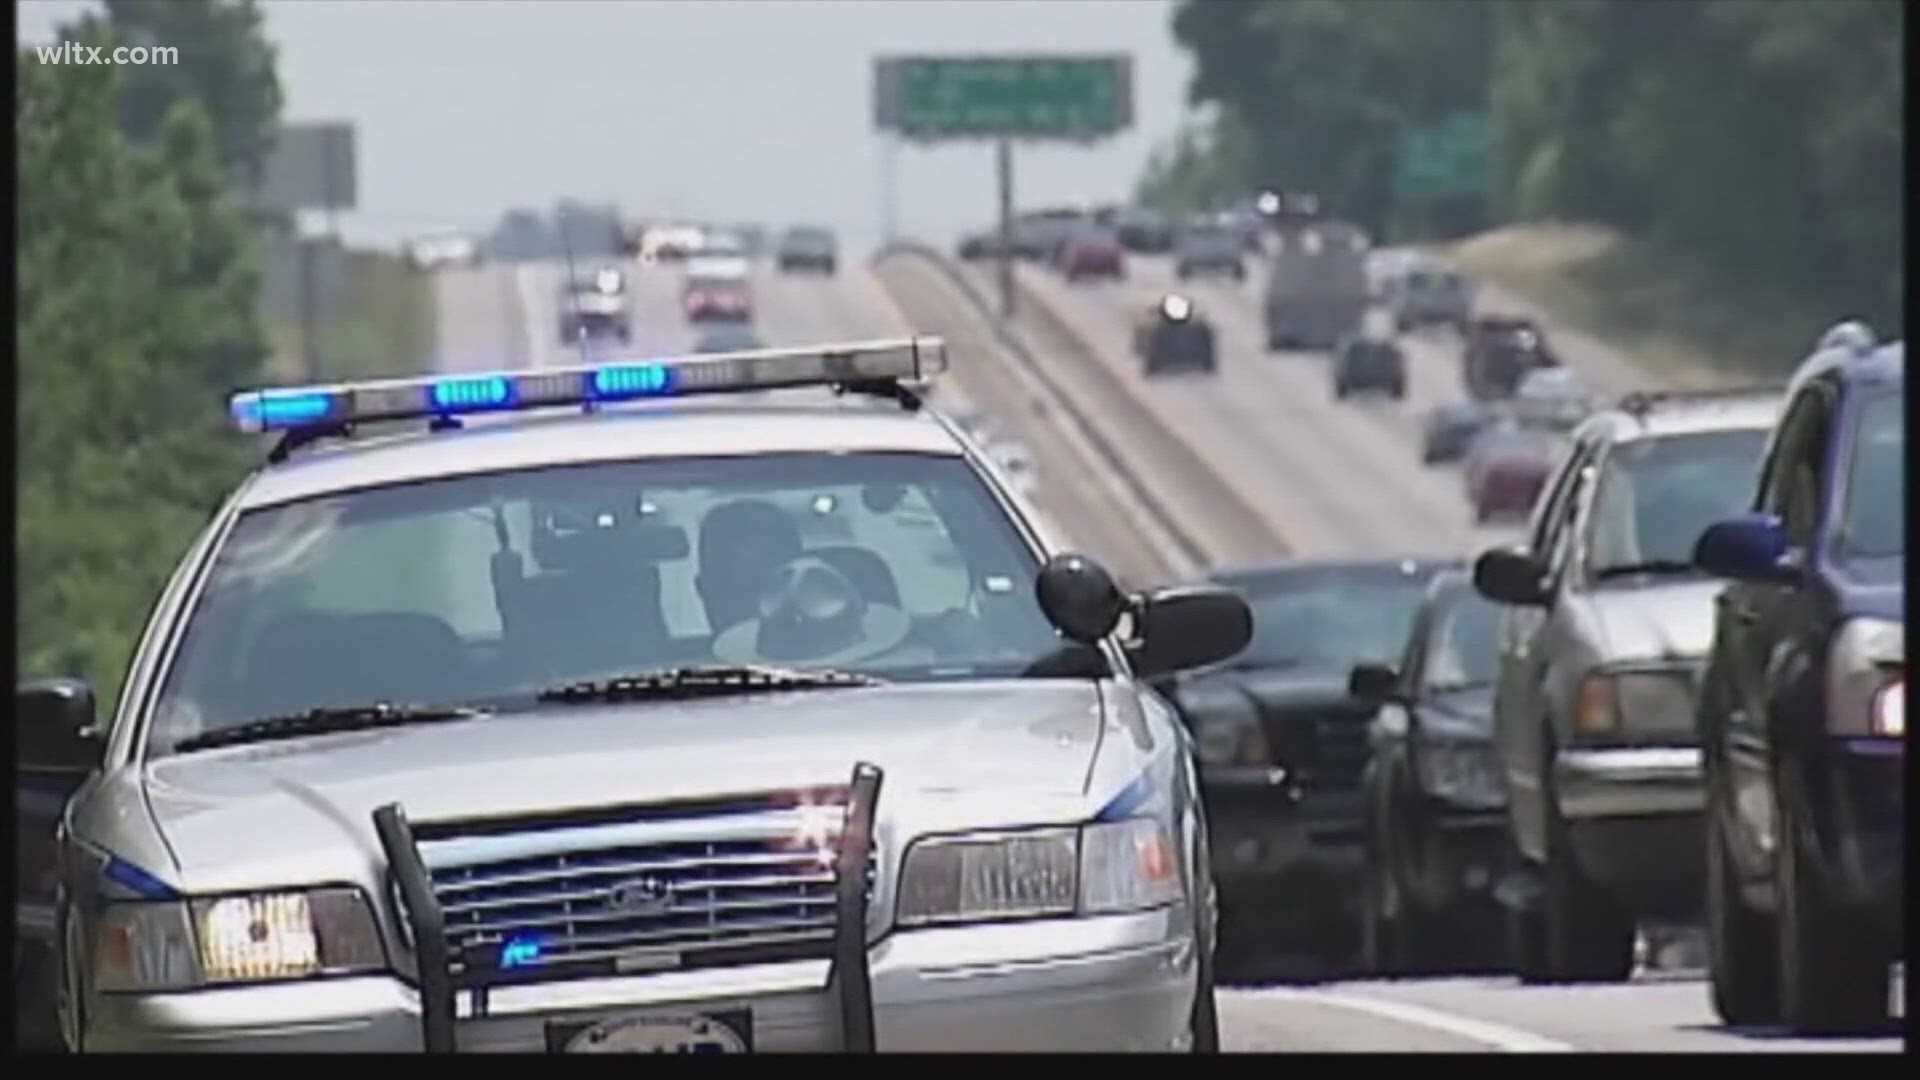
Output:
[{"xmin": 1254, "ymin": 988, "xmax": 1578, "ymax": 1053}]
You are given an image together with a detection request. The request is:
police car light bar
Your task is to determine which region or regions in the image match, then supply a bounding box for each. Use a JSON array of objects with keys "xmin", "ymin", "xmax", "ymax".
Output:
[{"xmin": 227, "ymin": 336, "xmax": 948, "ymax": 434}]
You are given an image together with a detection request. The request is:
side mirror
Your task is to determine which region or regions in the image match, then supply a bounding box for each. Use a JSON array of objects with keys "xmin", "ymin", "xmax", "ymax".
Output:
[
  {"xmin": 1129, "ymin": 585, "xmax": 1254, "ymax": 681},
  {"xmin": 18, "ymin": 677, "xmax": 102, "ymax": 773},
  {"xmin": 1036, "ymin": 553, "xmax": 1128, "ymax": 645},
  {"xmin": 1473, "ymin": 546, "xmax": 1549, "ymax": 606},
  {"xmin": 1348, "ymin": 662, "xmax": 1400, "ymax": 703},
  {"xmin": 1695, "ymin": 512, "xmax": 1793, "ymax": 582}
]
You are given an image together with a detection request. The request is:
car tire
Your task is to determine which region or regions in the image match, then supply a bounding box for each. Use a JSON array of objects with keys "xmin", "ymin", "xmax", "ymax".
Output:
[
  {"xmin": 823, "ymin": 260, "xmax": 837, "ymax": 275},
  {"xmin": 1540, "ymin": 795, "xmax": 1636, "ymax": 983},
  {"xmin": 1334, "ymin": 383, "xmax": 1350, "ymax": 400},
  {"xmin": 1706, "ymin": 810, "xmax": 1778, "ymax": 1026},
  {"xmin": 1361, "ymin": 771, "xmax": 1426, "ymax": 976},
  {"xmin": 1391, "ymin": 379, "xmax": 1407, "ymax": 400},
  {"xmin": 1775, "ymin": 767, "xmax": 1890, "ymax": 1034}
]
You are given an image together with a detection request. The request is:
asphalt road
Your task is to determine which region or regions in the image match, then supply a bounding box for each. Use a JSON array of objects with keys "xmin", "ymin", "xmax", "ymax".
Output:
[
  {"xmin": 430, "ymin": 256, "xmax": 1898, "ymax": 1053},
  {"xmin": 980, "ymin": 257, "xmax": 1525, "ymax": 562}
]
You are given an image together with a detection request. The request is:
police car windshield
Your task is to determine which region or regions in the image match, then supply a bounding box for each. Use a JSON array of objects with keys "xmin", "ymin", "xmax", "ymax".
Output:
[
  {"xmin": 1837, "ymin": 389, "xmax": 1903, "ymax": 561},
  {"xmin": 1215, "ymin": 565, "xmax": 1437, "ymax": 675},
  {"xmin": 1586, "ymin": 427, "xmax": 1770, "ymax": 579},
  {"xmin": 148, "ymin": 452, "xmax": 1064, "ymax": 756}
]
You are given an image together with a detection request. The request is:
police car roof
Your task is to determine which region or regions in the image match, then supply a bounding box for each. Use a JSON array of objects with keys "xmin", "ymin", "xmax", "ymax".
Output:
[
  {"xmin": 235, "ymin": 397, "xmax": 963, "ymax": 511},
  {"xmin": 1583, "ymin": 390, "xmax": 1782, "ymax": 442}
]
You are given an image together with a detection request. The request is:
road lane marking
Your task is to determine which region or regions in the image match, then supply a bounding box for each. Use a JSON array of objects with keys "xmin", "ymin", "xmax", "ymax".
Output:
[{"xmin": 1246, "ymin": 987, "xmax": 1577, "ymax": 1052}]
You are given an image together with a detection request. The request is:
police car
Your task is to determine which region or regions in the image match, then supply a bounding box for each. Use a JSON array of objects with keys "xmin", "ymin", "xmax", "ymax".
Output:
[{"xmin": 18, "ymin": 338, "xmax": 1253, "ymax": 1053}]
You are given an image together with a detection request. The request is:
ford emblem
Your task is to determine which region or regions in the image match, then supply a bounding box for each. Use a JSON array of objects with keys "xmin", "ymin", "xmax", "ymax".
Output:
[{"xmin": 606, "ymin": 877, "xmax": 675, "ymax": 915}]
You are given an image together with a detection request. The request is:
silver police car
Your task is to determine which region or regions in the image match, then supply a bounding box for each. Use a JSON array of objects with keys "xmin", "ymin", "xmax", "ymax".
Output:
[{"xmin": 20, "ymin": 338, "xmax": 1252, "ymax": 1052}]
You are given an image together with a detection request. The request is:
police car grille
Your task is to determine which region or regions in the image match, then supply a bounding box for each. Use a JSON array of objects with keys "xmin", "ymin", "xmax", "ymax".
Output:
[{"xmin": 399, "ymin": 806, "xmax": 877, "ymax": 981}]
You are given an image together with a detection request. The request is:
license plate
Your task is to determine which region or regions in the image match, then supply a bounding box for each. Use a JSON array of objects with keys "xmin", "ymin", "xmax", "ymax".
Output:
[
  {"xmin": 547, "ymin": 1010, "xmax": 752, "ymax": 1053},
  {"xmin": 1891, "ymin": 962, "xmax": 1905, "ymax": 1020}
]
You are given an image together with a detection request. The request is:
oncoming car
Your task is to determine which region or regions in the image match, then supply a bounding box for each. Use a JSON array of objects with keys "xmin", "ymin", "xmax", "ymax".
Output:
[
  {"xmin": 17, "ymin": 338, "xmax": 1255, "ymax": 1053},
  {"xmin": 1134, "ymin": 295, "xmax": 1217, "ymax": 377},
  {"xmin": 557, "ymin": 268, "xmax": 631, "ymax": 344}
]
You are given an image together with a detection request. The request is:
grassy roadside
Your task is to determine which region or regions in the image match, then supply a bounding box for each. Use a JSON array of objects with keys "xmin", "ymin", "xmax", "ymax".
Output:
[
  {"xmin": 1438, "ymin": 223, "xmax": 1857, "ymax": 385},
  {"xmin": 268, "ymin": 250, "xmax": 437, "ymax": 382}
]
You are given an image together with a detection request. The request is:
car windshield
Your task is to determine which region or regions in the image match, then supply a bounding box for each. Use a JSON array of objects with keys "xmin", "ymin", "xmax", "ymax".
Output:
[
  {"xmin": 1424, "ymin": 587, "xmax": 1503, "ymax": 693},
  {"xmin": 148, "ymin": 452, "xmax": 1067, "ymax": 756},
  {"xmin": 1836, "ymin": 388, "xmax": 1903, "ymax": 560},
  {"xmin": 1586, "ymin": 427, "xmax": 1771, "ymax": 577},
  {"xmin": 1218, "ymin": 565, "xmax": 1437, "ymax": 674}
]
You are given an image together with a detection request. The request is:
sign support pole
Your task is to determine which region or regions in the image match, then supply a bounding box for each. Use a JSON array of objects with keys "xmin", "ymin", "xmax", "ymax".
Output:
[{"xmin": 996, "ymin": 136, "xmax": 1016, "ymax": 321}]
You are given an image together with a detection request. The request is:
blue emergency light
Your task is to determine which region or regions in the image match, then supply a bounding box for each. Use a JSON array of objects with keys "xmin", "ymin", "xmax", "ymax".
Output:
[{"xmin": 226, "ymin": 336, "xmax": 949, "ymax": 434}]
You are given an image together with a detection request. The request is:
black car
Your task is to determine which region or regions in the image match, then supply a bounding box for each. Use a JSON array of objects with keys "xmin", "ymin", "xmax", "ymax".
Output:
[
  {"xmin": 1334, "ymin": 336, "xmax": 1407, "ymax": 399},
  {"xmin": 1107, "ymin": 206, "xmax": 1175, "ymax": 253},
  {"xmin": 1463, "ymin": 316, "xmax": 1557, "ymax": 401},
  {"xmin": 1422, "ymin": 400, "xmax": 1494, "ymax": 465},
  {"xmin": 1134, "ymin": 295, "xmax": 1217, "ymax": 376},
  {"xmin": 774, "ymin": 226, "xmax": 837, "ymax": 274},
  {"xmin": 1350, "ymin": 572, "xmax": 1509, "ymax": 975},
  {"xmin": 1152, "ymin": 557, "xmax": 1458, "ymax": 967},
  {"xmin": 1693, "ymin": 330, "xmax": 1904, "ymax": 1035},
  {"xmin": 1173, "ymin": 224, "xmax": 1246, "ymax": 280}
]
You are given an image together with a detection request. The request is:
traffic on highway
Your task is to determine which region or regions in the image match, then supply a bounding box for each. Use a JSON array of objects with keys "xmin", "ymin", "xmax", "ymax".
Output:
[{"xmin": 16, "ymin": 0, "xmax": 1903, "ymax": 1056}]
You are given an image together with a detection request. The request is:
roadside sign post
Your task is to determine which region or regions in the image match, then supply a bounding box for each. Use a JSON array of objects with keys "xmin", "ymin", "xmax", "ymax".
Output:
[{"xmin": 874, "ymin": 54, "xmax": 1133, "ymax": 323}]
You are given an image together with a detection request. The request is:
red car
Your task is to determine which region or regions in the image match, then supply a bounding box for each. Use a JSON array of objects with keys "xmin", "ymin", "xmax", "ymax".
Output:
[
  {"xmin": 1053, "ymin": 229, "xmax": 1126, "ymax": 281},
  {"xmin": 683, "ymin": 281, "xmax": 752, "ymax": 323},
  {"xmin": 1464, "ymin": 424, "xmax": 1561, "ymax": 523}
]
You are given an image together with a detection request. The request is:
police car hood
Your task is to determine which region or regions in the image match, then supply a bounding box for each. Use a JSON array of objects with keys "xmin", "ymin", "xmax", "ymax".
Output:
[{"xmin": 141, "ymin": 681, "xmax": 1109, "ymax": 887}]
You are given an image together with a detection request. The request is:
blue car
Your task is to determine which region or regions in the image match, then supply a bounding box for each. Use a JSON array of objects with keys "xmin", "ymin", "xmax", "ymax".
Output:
[{"xmin": 1692, "ymin": 322, "xmax": 1903, "ymax": 1035}]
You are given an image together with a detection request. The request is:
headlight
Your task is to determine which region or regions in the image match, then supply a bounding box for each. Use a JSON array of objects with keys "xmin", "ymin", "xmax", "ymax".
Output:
[
  {"xmin": 1415, "ymin": 743, "xmax": 1504, "ymax": 806},
  {"xmin": 896, "ymin": 818, "xmax": 1182, "ymax": 928},
  {"xmin": 1572, "ymin": 666, "xmax": 1698, "ymax": 741},
  {"xmin": 90, "ymin": 887, "xmax": 385, "ymax": 992},
  {"xmin": 1826, "ymin": 618, "xmax": 1904, "ymax": 737}
]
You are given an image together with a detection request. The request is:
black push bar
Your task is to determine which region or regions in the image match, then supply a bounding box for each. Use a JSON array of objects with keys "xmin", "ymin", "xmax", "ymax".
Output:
[{"xmin": 372, "ymin": 760, "xmax": 885, "ymax": 1054}]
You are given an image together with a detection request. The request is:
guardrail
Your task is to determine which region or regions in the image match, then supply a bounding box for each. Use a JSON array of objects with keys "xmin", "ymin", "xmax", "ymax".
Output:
[{"xmin": 876, "ymin": 243, "xmax": 1289, "ymax": 568}]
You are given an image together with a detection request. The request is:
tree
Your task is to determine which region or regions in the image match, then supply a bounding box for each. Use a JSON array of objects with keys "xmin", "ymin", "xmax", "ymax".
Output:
[
  {"xmin": 17, "ymin": 23, "xmax": 266, "ymax": 703},
  {"xmin": 70, "ymin": 0, "xmax": 283, "ymax": 185}
]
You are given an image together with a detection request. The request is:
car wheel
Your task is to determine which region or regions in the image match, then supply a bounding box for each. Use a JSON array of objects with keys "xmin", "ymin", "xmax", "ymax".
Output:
[
  {"xmin": 1775, "ymin": 767, "xmax": 1890, "ymax": 1034},
  {"xmin": 1540, "ymin": 793, "xmax": 1636, "ymax": 983},
  {"xmin": 1706, "ymin": 809, "xmax": 1778, "ymax": 1026},
  {"xmin": 1391, "ymin": 380, "xmax": 1407, "ymax": 399},
  {"xmin": 1334, "ymin": 383, "xmax": 1349, "ymax": 400}
]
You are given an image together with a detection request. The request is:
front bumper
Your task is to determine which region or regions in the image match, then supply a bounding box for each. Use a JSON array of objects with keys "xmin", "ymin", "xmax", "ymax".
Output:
[
  {"xmin": 1554, "ymin": 747, "xmax": 1705, "ymax": 919},
  {"xmin": 79, "ymin": 909, "xmax": 1195, "ymax": 1053},
  {"xmin": 1554, "ymin": 746, "xmax": 1703, "ymax": 821},
  {"xmin": 82, "ymin": 763, "xmax": 1194, "ymax": 1053}
]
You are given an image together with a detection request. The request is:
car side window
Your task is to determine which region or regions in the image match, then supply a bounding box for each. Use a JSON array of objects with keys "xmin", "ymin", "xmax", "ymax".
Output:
[
  {"xmin": 1762, "ymin": 387, "xmax": 1832, "ymax": 550},
  {"xmin": 1527, "ymin": 438, "xmax": 1590, "ymax": 556},
  {"xmin": 1542, "ymin": 454, "xmax": 1597, "ymax": 586}
]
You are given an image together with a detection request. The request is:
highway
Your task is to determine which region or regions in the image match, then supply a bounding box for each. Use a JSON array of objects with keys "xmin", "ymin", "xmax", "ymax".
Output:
[{"xmin": 429, "ymin": 253, "xmax": 1897, "ymax": 1054}]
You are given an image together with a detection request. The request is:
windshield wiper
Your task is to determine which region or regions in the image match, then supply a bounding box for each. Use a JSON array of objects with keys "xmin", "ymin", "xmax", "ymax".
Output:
[
  {"xmin": 537, "ymin": 664, "xmax": 885, "ymax": 705},
  {"xmin": 1593, "ymin": 559, "xmax": 1699, "ymax": 580},
  {"xmin": 173, "ymin": 701, "xmax": 486, "ymax": 753}
]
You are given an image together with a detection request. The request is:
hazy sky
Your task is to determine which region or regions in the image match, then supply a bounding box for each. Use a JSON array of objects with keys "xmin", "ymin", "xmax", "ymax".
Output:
[{"xmin": 20, "ymin": 0, "xmax": 1195, "ymax": 251}]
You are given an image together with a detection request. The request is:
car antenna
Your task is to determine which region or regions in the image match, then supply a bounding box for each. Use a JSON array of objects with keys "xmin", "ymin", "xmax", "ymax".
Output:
[{"xmin": 556, "ymin": 205, "xmax": 595, "ymax": 367}]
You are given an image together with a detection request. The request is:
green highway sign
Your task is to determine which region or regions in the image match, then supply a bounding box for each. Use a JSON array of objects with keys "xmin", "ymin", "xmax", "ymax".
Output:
[
  {"xmin": 1394, "ymin": 113, "xmax": 1489, "ymax": 203},
  {"xmin": 874, "ymin": 54, "xmax": 1133, "ymax": 142}
]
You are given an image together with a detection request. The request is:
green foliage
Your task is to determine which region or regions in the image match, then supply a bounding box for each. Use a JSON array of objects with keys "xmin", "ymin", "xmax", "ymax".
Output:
[
  {"xmin": 71, "ymin": 0, "xmax": 284, "ymax": 185},
  {"xmin": 1165, "ymin": 0, "xmax": 1904, "ymax": 338},
  {"xmin": 1135, "ymin": 110, "xmax": 1255, "ymax": 212},
  {"xmin": 17, "ymin": 17, "xmax": 270, "ymax": 709}
]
